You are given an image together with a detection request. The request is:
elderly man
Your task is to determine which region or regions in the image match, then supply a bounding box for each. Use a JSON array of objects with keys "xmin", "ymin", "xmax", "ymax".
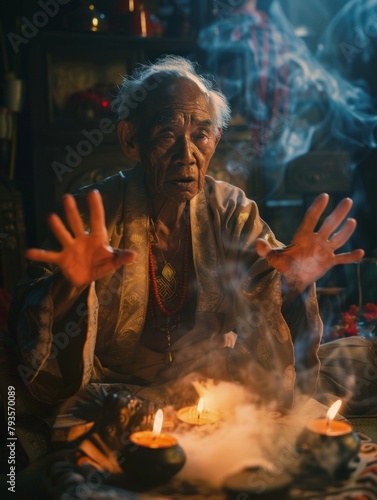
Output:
[{"xmin": 7, "ymin": 56, "xmax": 362, "ymax": 446}]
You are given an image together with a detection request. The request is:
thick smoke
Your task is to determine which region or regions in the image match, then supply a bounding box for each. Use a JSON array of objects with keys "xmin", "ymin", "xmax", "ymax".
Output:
[
  {"xmin": 170, "ymin": 380, "xmax": 339, "ymax": 487},
  {"xmin": 199, "ymin": 0, "xmax": 377, "ymax": 172}
]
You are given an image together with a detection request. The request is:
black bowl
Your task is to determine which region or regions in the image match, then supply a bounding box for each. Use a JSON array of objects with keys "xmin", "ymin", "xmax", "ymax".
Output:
[
  {"xmin": 120, "ymin": 437, "xmax": 186, "ymax": 490},
  {"xmin": 297, "ymin": 427, "xmax": 360, "ymax": 478}
]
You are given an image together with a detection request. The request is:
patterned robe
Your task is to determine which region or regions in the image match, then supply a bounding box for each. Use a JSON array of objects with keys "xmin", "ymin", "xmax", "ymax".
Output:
[{"xmin": 9, "ymin": 165, "xmax": 322, "ymax": 412}]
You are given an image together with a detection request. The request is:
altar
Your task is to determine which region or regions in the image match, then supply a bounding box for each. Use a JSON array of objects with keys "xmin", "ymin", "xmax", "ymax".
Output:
[{"xmin": 2, "ymin": 386, "xmax": 377, "ymax": 500}]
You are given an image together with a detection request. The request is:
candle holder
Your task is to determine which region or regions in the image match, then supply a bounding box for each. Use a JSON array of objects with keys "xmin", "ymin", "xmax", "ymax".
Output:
[
  {"xmin": 176, "ymin": 397, "xmax": 221, "ymax": 425},
  {"xmin": 297, "ymin": 419, "xmax": 361, "ymax": 478},
  {"xmin": 121, "ymin": 431, "xmax": 186, "ymax": 490},
  {"xmin": 177, "ymin": 405, "xmax": 220, "ymax": 425}
]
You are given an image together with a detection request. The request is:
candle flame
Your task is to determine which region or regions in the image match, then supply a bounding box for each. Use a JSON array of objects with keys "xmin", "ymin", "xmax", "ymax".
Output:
[
  {"xmin": 152, "ymin": 409, "xmax": 163, "ymax": 436},
  {"xmin": 197, "ymin": 397, "xmax": 204, "ymax": 416},
  {"xmin": 326, "ymin": 399, "xmax": 342, "ymax": 422}
]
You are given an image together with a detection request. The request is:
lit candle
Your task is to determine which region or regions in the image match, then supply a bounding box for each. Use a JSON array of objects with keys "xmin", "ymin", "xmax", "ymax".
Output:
[
  {"xmin": 298, "ymin": 400, "xmax": 360, "ymax": 477},
  {"xmin": 326, "ymin": 399, "xmax": 342, "ymax": 426},
  {"xmin": 129, "ymin": 409, "xmax": 177, "ymax": 448},
  {"xmin": 153, "ymin": 408, "xmax": 163, "ymax": 436},
  {"xmin": 122, "ymin": 409, "xmax": 186, "ymax": 489},
  {"xmin": 306, "ymin": 399, "xmax": 352, "ymax": 436},
  {"xmin": 177, "ymin": 397, "xmax": 221, "ymax": 425}
]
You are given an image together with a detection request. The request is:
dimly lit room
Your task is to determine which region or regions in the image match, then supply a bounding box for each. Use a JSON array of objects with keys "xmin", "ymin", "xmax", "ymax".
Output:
[{"xmin": 1, "ymin": 1, "xmax": 377, "ymax": 498}]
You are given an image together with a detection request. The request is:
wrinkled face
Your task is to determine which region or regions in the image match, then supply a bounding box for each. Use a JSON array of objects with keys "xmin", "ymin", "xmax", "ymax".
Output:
[{"xmin": 137, "ymin": 78, "xmax": 221, "ymax": 204}]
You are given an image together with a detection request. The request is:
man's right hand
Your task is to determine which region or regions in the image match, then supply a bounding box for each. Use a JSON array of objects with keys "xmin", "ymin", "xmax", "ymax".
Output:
[{"xmin": 26, "ymin": 190, "xmax": 136, "ymax": 288}]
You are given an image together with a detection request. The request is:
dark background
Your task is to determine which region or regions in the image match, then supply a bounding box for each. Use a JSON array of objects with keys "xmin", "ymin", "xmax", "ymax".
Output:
[{"xmin": 1, "ymin": 0, "xmax": 376, "ymax": 299}]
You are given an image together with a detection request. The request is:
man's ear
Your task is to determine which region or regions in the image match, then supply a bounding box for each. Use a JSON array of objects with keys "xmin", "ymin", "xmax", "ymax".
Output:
[{"xmin": 117, "ymin": 121, "xmax": 141, "ymax": 161}]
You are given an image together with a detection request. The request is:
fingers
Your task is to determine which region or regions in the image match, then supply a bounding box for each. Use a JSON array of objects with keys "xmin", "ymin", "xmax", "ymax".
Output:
[
  {"xmin": 318, "ymin": 197, "xmax": 353, "ymax": 240},
  {"xmin": 91, "ymin": 248, "xmax": 138, "ymax": 280},
  {"xmin": 299, "ymin": 193, "xmax": 329, "ymax": 233},
  {"xmin": 63, "ymin": 194, "xmax": 85, "ymax": 237},
  {"xmin": 60, "ymin": 190, "xmax": 106, "ymax": 238},
  {"xmin": 112, "ymin": 249, "xmax": 138, "ymax": 267},
  {"xmin": 328, "ymin": 218, "xmax": 357, "ymax": 249},
  {"xmin": 88, "ymin": 190, "xmax": 106, "ymax": 234},
  {"xmin": 333, "ymin": 249, "xmax": 365, "ymax": 265},
  {"xmin": 25, "ymin": 248, "xmax": 60, "ymax": 263},
  {"xmin": 48, "ymin": 213, "xmax": 74, "ymax": 247}
]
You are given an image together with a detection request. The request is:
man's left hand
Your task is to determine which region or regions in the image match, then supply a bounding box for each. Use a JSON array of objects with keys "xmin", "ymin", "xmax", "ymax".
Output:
[{"xmin": 255, "ymin": 193, "xmax": 365, "ymax": 293}]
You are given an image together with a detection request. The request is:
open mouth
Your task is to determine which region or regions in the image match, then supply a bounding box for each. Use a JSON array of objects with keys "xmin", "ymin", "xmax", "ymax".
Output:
[{"xmin": 171, "ymin": 177, "xmax": 196, "ymax": 186}]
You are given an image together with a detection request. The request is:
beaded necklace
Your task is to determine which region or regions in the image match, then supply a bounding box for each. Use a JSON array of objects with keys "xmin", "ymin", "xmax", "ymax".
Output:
[
  {"xmin": 148, "ymin": 209, "xmax": 191, "ymax": 364},
  {"xmin": 149, "ymin": 219, "xmax": 185, "ymax": 302}
]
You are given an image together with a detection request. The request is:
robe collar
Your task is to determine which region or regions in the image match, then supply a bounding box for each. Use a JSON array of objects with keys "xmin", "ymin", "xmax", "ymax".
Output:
[{"xmin": 113, "ymin": 165, "xmax": 222, "ymax": 363}]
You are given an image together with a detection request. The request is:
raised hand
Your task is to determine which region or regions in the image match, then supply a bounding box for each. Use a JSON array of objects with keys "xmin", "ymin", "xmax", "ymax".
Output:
[
  {"xmin": 25, "ymin": 190, "xmax": 136, "ymax": 288},
  {"xmin": 255, "ymin": 193, "xmax": 365, "ymax": 293}
]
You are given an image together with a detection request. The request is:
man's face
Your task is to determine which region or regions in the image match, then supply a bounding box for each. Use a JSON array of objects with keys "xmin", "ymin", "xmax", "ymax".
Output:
[{"xmin": 137, "ymin": 78, "xmax": 221, "ymax": 204}]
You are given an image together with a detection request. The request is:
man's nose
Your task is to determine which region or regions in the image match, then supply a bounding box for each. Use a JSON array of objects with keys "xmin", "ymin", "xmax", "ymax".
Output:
[{"xmin": 174, "ymin": 136, "xmax": 195, "ymax": 165}]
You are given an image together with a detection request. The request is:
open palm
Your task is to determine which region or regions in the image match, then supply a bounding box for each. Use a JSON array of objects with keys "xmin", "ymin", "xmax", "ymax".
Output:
[
  {"xmin": 26, "ymin": 190, "xmax": 136, "ymax": 288},
  {"xmin": 256, "ymin": 194, "xmax": 365, "ymax": 293}
]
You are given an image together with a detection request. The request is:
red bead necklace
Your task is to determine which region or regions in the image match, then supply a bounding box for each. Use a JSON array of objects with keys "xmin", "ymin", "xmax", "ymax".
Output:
[
  {"xmin": 148, "ymin": 210, "xmax": 191, "ymax": 364},
  {"xmin": 148, "ymin": 213, "xmax": 191, "ymax": 317}
]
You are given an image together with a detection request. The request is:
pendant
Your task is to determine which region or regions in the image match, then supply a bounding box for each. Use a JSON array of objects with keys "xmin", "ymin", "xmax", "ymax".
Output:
[
  {"xmin": 166, "ymin": 350, "xmax": 173, "ymax": 364},
  {"xmin": 161, "ymin": 262, "xmax": 176, "ymax": 281},
  {"xmin": 156, "ymin": 263, "xmax": 177, "ymax": 302},
  {"xmin": 166, "ymin": 326, "xmax": 175, "ymax": 364},
  {"xmin": 151, "ymin": 316, "xmax": 180, "ymax": 364}
]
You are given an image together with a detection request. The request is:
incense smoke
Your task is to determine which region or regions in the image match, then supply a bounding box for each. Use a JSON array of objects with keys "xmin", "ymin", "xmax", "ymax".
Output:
[
  {"xmin": 199, "ymin": 0, "xmax": 377, "ymax": 199},
  {"xmin": 170, "ymin": 380, "xmax": 329, "ymax": 488}
]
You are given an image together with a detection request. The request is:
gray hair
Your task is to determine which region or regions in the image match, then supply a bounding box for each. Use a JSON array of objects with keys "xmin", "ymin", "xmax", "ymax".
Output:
[{"xmin": 112, "ymin": 55, "xmax": 231, "ymax": 130}]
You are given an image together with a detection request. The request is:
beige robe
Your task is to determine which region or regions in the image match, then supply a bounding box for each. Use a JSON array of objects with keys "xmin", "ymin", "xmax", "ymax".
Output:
[{"xmin": 9, "ymin": 165, "xmax": 322, "ymax": 409}]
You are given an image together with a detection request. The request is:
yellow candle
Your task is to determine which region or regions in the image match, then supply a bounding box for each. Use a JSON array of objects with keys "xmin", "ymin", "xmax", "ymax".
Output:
[
  {"xmin": 129, "ymin": 408, "xmax": 177, "ymax": 448},
  {"xmin": 306, "ymin": 400, "xmax": 352, "ymax": 436},
  {"xmin": 298, "ymin": 400, "xmax": 360, "ymax": 477},
  {"xmin": 177, "ymin": 398, "xmax": 220, "ymax": 425},
  {"xmin": 129, "ymin": 430, "xmax": 177, "ymax": 448},
  {"xmin": 306, "ymin": 418, "xmax": 352, "ymax": 436}
]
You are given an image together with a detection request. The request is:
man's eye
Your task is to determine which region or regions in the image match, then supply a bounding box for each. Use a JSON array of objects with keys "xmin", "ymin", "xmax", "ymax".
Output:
[
  {"xmin": 196, "ymin": 132, "xmax": 208, "ymax": 141},
  {"xmin": 157, "ymin": 131, "xmax": 174, "ymax": 139}
]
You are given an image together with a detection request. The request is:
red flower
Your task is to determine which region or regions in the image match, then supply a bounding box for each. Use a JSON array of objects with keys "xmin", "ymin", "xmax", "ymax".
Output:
[
  {"xmin": 362, "ymin": 303, "xmax": 377, "ymax": 322},
  {"xmin": 348, "ymin": 304, "xmax": 360, "ymax": 316},
  {"xmin": 324, "ymin": 302, "xmax": 377, "ymax": 342}
]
